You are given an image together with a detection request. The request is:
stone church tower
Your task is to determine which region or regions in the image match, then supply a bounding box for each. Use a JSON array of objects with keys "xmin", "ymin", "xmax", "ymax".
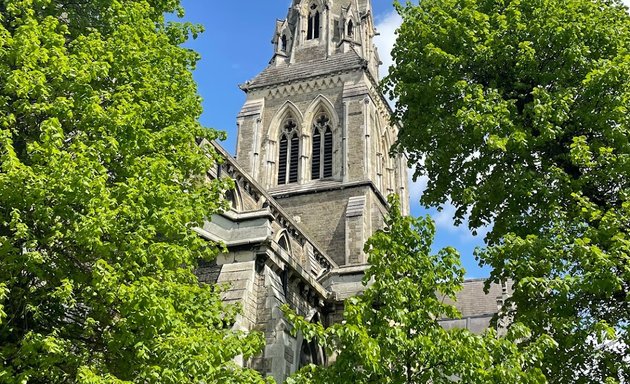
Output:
[
  {"xmin": 196, "ymin": 1, "xmax": 510, "ymax": 382},
  {"xmin": 236, "ymin": 0, "xmax": 409, "ymax": 271}
]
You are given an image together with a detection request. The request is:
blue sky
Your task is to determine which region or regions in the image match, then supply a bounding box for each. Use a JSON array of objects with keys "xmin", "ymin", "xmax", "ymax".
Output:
[{"xmin": 176, "ymin": 1, "xmax": 492, "ymax": 278}]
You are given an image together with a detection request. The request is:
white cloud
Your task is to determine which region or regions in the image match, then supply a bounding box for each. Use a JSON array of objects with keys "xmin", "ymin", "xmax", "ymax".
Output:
[
  {"xmin": 374, "ymin": 10, "xmax": 402, "ymax": 79},
  {"xmin": 407, "ymin": 168, "xmax": 489, "ymax": 242},
  {"xmin": 432, "ymin": 202, "xmax": 492, "ymax": 242},
  {"xmin": 432, "ymin": 204, "xmax": 458, "ymax": 232},
  {"xmin": 407, "ymin": 171, "xmax": 427, "ymax": 203}
]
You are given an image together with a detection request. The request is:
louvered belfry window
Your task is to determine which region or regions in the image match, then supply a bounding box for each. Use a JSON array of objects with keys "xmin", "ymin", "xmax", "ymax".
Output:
[
  {"xmin": 278, "ymin": 116, "xmax": 299, "ymax": 185},
  {"xmin": 311, "ymin": 113, "xmax": 333, "ymax": 180}
]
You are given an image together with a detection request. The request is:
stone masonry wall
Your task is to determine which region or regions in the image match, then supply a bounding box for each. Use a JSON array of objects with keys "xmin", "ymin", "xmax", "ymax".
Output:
[
  {"xmin": 273, "ymin": 186, "xmax": 367, "ymax": 265},
  {"xmin": 273, "ymin": 184, "xmax": 388, "ymax": 266}
]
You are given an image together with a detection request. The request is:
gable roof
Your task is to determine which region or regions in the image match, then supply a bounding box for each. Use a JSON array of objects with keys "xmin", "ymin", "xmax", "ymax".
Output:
[{"xmin": 242, "ymin": 51, "xmax": 367, "ymax": 90}]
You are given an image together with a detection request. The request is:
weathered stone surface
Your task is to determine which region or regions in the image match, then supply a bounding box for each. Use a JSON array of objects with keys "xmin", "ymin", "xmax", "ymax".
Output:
[
  {"xmin": 195, "ymin": 1, "xmax": 509, "ymax": 382},
  {"xmin": 245, "ymin": 51, "xmax": 365, "ymax": 90}
]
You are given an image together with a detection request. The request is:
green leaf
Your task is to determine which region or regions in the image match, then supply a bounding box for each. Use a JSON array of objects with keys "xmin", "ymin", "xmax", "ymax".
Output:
[
  {"xmin": 386, "ymin": 0, "xmax": 630, "ymax": 381},
  {"xmin": 0, "ymin": 1, "xmax": 266, "ymax": 382}
]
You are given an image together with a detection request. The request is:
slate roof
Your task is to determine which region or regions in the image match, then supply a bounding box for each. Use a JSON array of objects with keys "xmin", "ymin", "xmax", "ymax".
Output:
[
  {"xmin": 243, "ymin": 51, "xmax": 367, "ymax": 90},
  {"xmin": 443, "ymin": 279, "xmax": 512, "ymax": 318}
]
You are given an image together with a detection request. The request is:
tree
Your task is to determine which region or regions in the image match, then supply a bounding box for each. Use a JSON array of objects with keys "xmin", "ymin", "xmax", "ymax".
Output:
[
  {"xmin": 284, "ymin": 196, "xmax": 553, "ymax": 384},
  {"xmin": 0, "ymin": 1, "xmax": 268, "ymax": 383},
  {"xmin": 385, "ymin": 0, "xmax": 630, "ymax": 382}
]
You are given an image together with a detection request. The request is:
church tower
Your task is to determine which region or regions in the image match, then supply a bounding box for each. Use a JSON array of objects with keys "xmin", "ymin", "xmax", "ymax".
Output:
[
  {"xmin": 236, "ymin": 0, "xmax": 408, "ymax": 279},
  {"xmin": 197, "ymin": 2, "xmax": 504, "ymax": 381}
]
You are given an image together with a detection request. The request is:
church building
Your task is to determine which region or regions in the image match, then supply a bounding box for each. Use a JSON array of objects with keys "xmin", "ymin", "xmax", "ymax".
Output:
[{"xmin": 196, "ymin": 1, "xmax": 512, "ymax": 382}]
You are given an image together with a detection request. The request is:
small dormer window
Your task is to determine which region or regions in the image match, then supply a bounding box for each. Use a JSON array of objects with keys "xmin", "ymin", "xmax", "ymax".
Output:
[
  {"xmin": 307, "ymin": 4, "xmax": 320, "ymax": 40},
  {"xmin": 281, "ymin": 34, "xmax": 287, "ymax": 52},
  {"xmin": 347, "ymin": 20, "xmax": 354, "ymax": 38}
]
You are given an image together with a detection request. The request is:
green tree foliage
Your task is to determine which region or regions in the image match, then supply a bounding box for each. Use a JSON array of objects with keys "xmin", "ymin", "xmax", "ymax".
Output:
[
  {"xmin": 285, "ymin": 196, "xmax": 553, "ymax": 384},
  {"xmin": 0, "ymin": 0, "xmax": 268, "ymax": 382},
  {"xmin": 386, "ymin": 0, "xmax": 630, "ymax": 382}
]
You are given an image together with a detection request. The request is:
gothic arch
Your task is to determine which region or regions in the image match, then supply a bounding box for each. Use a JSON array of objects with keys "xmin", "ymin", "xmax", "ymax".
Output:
[
  {"xmin": 303, "ymin": 95, "xmax": 337, "ymax": 129},
  {"xmin": 275, "ymin": 229, "xmax": 293, "ymax": 255},
  {"xmin": 303, "ymin": 0, "xmax": 324, "ymax": 7},
  {"xmin": 371, "ymin": 113, "xmax": 386, "ymax": 193},
  {"xmin": 382, "ymin": 130, "xmax": 395, "ymax": 195},
  {"xmin": 275, "ymin": 20, "xmax": 293, "ymax": 54},
  {"xmin": 226, "ymin": 182, "xmax": 244, "ymax": 211},
  {"xmin": 273, "ymin": 230, "xmax": 292, "ymax": 299},
  {"xmin": 341, "ymin": 3, "xmax": 358, "ymax": 41},
  {"xmin": 265, "ymin": 102, "xmax": 304, "ymax": 187},
  {"xmin": 294, "ymin": 310, "xmax": 326, "ymax": 370},
  {"xmin": 267, "ymin": 101, "xmax": 303, "ymax": 140},
  {"xmin": 303, "ymin": 96, "xmax": 340, "ymax": 180},
  {"xmin": 375, "ymin": 133, "xmax": 385, "ymax": 194},
  {"xmin": 342, "ymin": 4, "xmax": 359, "ymax": 40},
  {"xmin": 305, "ymin": 0, "xmax": 324, "ymax": 41}
]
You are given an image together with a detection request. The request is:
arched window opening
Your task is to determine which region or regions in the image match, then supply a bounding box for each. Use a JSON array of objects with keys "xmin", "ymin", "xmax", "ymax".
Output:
[
  {"xmin": 290, "ymin": 134, "xmax": 299, "ymax": 183},
  {"xmin": 307, "ymin": 4, "xmax": 320, "ymax": 40},
  {"xmin": 278, "ymin": 235, "xmax": 289, "ymax": 251},
  {"xmin": 376, "ymin": 152, "xmax": 384, "ymax": 192},
  {"xmin": 333, "ymin": 18, "xmax": 341, "ymax": 42},
  {"xmin": 311, "ymin": 112, "xmax": 333, "ymax": 180},
  {"xmin": 299, "ymin": 339, "xmax": 320, "ymax": 367},
  {"xmin": 281, "ymin": 269, "xmax": 289, "ymax": 297},
  {"xmin": 347, "ymin": 20, "xmax": 353, "ymax": 38},
  {"xmin": 225, "ymin": 189, "xmax": 237, "ymax": 210},
  {"xmin": 298, "ymin": 314, "xmax": 326, "ymax": 368},
  {"xmin": 323, "ymin": 127, "xmax": 333, "ymax": 177},
  {"xmin": 312, "ymin": 130, "xmax": 321, "ymax": 180},
  {"xmin": 387, "ymin": 165, "xmax": 395, "ymax": 194},
  {"xmin": 278, "ymin": 116, "xmax": 300, "ymax": 185},
  {"xmin": 278, "ymin": 136, "xmax": 289, "ymax": 185},
  {"xmin": 281, "ymin": 34, "xmax": 287, "ymax": 52}
]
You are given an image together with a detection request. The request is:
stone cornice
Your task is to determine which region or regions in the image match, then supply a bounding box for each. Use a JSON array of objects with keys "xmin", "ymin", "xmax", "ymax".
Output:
[
  {"xmin": 240, "ymin": 58, "xmax": 367, "ymax": 93},
  {"xmin": 261, "ymin": 75, "xmax": 345, "ymax": 100},
  {"xmin": 269, "ymin": 179, "xmax": 389, "ymax": 208}
]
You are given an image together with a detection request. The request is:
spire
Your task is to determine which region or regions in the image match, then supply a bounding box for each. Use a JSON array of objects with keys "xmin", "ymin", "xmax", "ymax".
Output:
[{"xmin": 269, "ymin": 0, "xmax": 380, "ymax": 78}]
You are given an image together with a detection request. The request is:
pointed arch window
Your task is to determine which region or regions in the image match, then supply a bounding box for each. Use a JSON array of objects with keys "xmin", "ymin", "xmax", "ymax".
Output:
[
  {"xmin": 307, "ymin": 4, "xmax": 320, "ymax": 40},
  {"xmin": 311, "ymin": 112, "xmax": 333, "ymax": 180},
  {"xmin": 298, "ymin": 313, "xmax": 326, "ymax": 368},
  {"xmin": 225, "ymin": 189, "xmax": 237, "ymax": 210},
  {"xmin": 278, "ymin": 116, "xmax": 300, "ymax": 185},
  {"xmin": 347, "ymin": 20, "xmax": 354, "ymax": 38},
  {"xmin": 278, "ymin": 235, "xmax": 289, "ymax": 252},
  {"xmin": 376, "ymin": 152, "xmax": 384, "ymax": 192},
  {"xmin": 281, "ymin": 34, "xmax": 287, "ymax": 52}
]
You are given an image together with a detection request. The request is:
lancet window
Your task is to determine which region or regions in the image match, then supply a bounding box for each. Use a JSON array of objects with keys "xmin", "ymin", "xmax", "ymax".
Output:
[
  {"xmin": 311, "ymin": 112, "xmax": 333, "ymax": 180},
  {"xmin": 278, "ymin": 116, "xmax": 300, "ymax": 185},
  {"xmin": 307, "ymin": 4, "xmax": 320, "ymax": 40},
  {"xmin": 298, "ymin": 314, "xmax": 325, "ymax": 368}
]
